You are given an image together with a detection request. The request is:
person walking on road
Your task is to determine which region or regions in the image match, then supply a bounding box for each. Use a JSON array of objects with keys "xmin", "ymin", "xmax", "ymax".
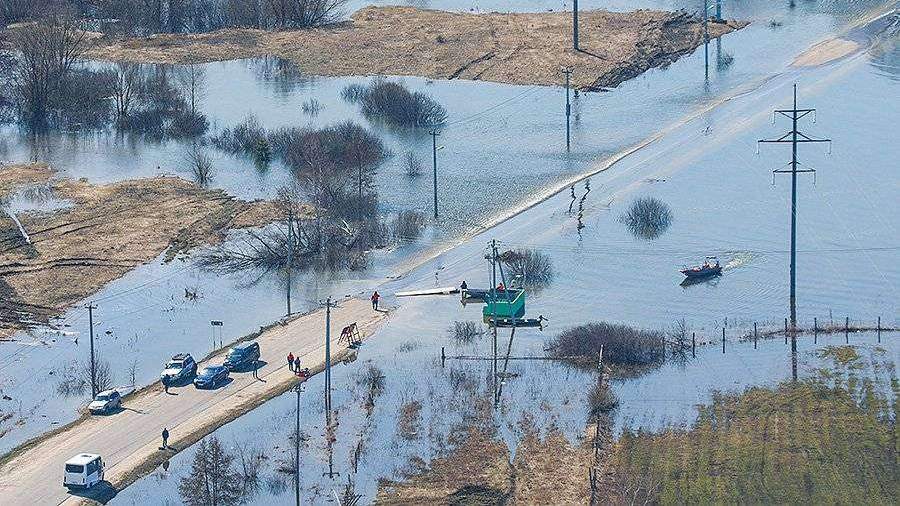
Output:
[
  {"xmin": 287, "ymin": 352, "xmax": 295, "ymax": 372},
  {"xmin": 164, "ymin": 381, "xmax": 169, "ymax": 394},
  {"xmin": 371, "ymin": 291, "xmax": 380, "ymax": 311},
  {"xmin": 161, "ymin": 427, "xmax": 169, "ymax": 450}
]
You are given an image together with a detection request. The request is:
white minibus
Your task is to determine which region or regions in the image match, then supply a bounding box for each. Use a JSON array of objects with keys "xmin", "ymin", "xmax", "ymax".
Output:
[{"xmin": 63, "ymin": 453, "xmax": 104, "ymax": 490}]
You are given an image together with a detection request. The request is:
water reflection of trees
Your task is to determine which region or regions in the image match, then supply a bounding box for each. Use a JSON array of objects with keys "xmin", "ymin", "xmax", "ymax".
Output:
[
  {"xmin": 1, "ymin": 12, "xmax": 209, "ymax": 138},
  {"xmin": 248, "ymin": 57, "xmax": 316, "ymax": 96}
]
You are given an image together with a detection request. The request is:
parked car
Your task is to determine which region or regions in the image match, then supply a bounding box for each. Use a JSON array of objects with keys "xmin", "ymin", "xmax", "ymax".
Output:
[
  {"xmin": 193, "ymin": 365, "xmax": 229, "ymax": 389},
  {"xmin": 88, "ymin": 389, "xmax": 121, "ymax": 414},
  {"xmin": 223, "ymin": 342, "xmax": 260, "ymax": 370},
  {"xmin": 64, "ymin": 453, "xmax": 104, "ymax": 490},
  {"xmin": 160, "ymin": 353, "xmax": 198, "ymax": 386}
]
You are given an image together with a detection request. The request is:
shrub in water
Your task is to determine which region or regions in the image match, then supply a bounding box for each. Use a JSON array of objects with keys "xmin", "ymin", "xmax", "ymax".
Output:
[
  {"xmin": 392, "ymin": 210, "xmax": 426, "ymax": 243},
  {"xmin": 548, "ymin": 322, "xmax": 665, "ymax": 371},
  {"xmin": 344, "ymin": 79, "xmax": 447, "ymax": 128},
  {"xmin": 618, "ymin": 196, "xmax": 673, "ymax": 240},
  {"xmin": 500, "ymin": 248, "xmax": 553, "ymax": 288},
  {"xmin": 587, "ymin": 381, "xmax": 619, "ymax": 418}
]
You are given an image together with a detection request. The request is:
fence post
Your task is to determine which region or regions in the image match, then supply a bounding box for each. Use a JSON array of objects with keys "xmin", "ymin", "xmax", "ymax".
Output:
[
  {"xmin": 845, "ymin": 317, "xmax": 849, "ymax": 343},
  {"xmin": 722, "ymin": 327, "xmax": 726, "ymax": 354},
  {"xmin": 813, "ymin": 317, "xmax": 817, "ymax": 344},
  {"xmin": 753, "ymin": 322, "xmax": 757, "ymax": 349},
  {"xmin": 441, "ymin": 346, "xmax": 445, "ymax": 367},
  {"xmin": 692, "ymin": 332, "xmax": 696, "ymax": 358},
  {"xmin": 784, "ymin": 318, "xmax": 788, "ymax": 344},
  {"xmin": 877, "ymin": 316, "xmax": 881, "ymax": 343}
]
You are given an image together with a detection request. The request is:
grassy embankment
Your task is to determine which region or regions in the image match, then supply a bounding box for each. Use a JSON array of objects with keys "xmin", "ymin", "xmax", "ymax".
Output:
[{"xmin": 609, "ymin": 345, "xmax": 899, "ymax": 503}]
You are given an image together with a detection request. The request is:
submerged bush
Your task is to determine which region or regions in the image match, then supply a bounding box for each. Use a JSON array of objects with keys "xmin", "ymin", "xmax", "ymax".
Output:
[
  {"xmin": 500, "ymin": 248, "xmax": 553, "ymax": 288},
  {"xmin": 587, "ymin": 381, "xmax": 619, "ymax": 418},
  {"xmin": 186, "ymin": 145, "xmax": 214, "ymax": 187},
  {"xmin": 548, "ymin": 322, "xmax": 665, "ymax": 371},
  {"xmin": 392, "ymin": 210, "xmax": 427, "ymax": 243},
  {"xmin": 211, "ymin": 115, "xmax": 268, "ymax": 155},
  {"xmin": 403, "ymin": 151, "xmax": 423, "ymax": 177},
  {"xmin": 619, "ymin": 196, "xmax": 673, "ymax": 240},
  {"xmin": 450, "ymin": 321, "xmax": 484, "ymax": 345},
  {"xmin": 343, "ymin": 80, "xmax": 447, "ymax": 128}
]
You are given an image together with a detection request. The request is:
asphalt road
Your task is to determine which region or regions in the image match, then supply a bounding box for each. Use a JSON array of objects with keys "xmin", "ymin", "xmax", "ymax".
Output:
[{"xmin": 0, "ymin": 298, "xmax": 386, "ymax": 505}]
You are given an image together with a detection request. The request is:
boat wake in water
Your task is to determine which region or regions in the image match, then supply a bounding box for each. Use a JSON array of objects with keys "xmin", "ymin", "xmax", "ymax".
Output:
[{"xmin": 723, "ymin": 251, "xmax": 757, "ymax": 271}]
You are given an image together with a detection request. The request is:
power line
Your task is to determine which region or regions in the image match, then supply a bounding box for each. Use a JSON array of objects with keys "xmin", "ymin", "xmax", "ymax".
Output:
[{"xmin": 758, "ymin": 83, "xmax": 832, "ymax": 330}]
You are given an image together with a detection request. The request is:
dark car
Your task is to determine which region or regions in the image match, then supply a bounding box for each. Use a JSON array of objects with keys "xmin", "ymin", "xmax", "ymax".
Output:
[
  {"xmin": 160, "ymin": 353, "xmax": 198, "ymax": 386},
  {"xmin": 193, "ymin": 365, "xmax": 229, "ymax": 389},
  {"xmin": 223, "ymin": 342, "xmax": 260, "ymax": 370}
]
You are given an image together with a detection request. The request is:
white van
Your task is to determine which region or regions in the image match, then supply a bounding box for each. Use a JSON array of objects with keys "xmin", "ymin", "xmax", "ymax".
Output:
[{"xmin": 63, "ymin": 453, "xmax": 104, "ymax": 490}]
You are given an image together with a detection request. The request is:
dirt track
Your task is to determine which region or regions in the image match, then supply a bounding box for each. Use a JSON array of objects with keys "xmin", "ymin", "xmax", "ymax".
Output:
[
  {"xmin": 0, "ymin": 297, "xmax": 387, "ymax": 506},
  {"xmin": 0, "ymin": 164, "xmax": 280, "ymax": 338},
  {"xmin": 90, "ymin": 6, "xmax": 745, "ymax": 91}
]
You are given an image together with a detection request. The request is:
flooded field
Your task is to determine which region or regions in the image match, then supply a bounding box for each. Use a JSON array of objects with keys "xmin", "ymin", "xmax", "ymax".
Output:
[
  {"xmin": 114, "ymin": 5, "xmax": 898, "ymax": 501},
  {"xmin": 0, "ymin": 0, "xmax": 897, "ymax": 497}
]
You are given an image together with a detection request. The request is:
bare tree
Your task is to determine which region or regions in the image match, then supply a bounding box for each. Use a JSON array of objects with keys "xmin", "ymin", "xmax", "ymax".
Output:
[
  {"xmin": 403, "ymin": 151, "xmax": 422, "ymax": 177},
  {"xmin": 186, "ymin": 144, "xmax": 214, "ymax": 186},
  {"xmin": 56, "ymin": 357, "xmax": 114, "ymax": 397},
  {"xmin": 111, "ymin": 62, "xmax": 142, "ymax": 121},
  {"xmin": 8, "ymin": 8, "xmax": 92, "ymax": 128},
  {"xmin": 235, "ymin": 441, "xmax": 266, "ymax": 497},
  {"xmin": 179, "ymin": 436, "xmax": 244, "ymax": 506},
  {"xmin": 176, "ymin": 63, "xmax": 206, "ymax": 117},
  {"xmin": 127, "ymin": 359, "xmax": 139, "ymax": 386},
  {"xmin": 265, "ymin": 0, "xmax": 348, "ymax": 29}
]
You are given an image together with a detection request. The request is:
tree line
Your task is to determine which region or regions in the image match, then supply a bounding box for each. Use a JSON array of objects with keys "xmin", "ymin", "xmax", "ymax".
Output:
[{"xmin": 1, "ymin": 0, "xmax": 349, "ymax": 34}]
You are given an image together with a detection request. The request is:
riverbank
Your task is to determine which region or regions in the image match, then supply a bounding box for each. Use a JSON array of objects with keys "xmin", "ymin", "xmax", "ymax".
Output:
[
  {"xmin": 0, "ymin": 297, "xmax": 387, "ymax": 505},
  {"xmin": 0, "ymin": 164, "xmax": 281, "ymax": 338},
  {"xmin": 89, "ymin": 6, "xmax": 745, "ymax": 91}
]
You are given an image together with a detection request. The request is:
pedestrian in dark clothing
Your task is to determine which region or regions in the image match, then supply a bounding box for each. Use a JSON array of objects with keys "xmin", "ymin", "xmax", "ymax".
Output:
[
  {"xmin": 164, "ymin": 382, "xmax": 169, "ymax": 394},
  {"xmin": 161, "ymin": 427, "xmax": 169, "ymax": 449},
  {"xmin": 287, "ymin": 352, "xmax": 295, "ymax": 372},
  {"xmin": 460, "ymin": 280, "xmax": 468, "ymax": 290},
  {"xmin": 371, "ymin": 291, "xmax": 380, "ymax": 310}
]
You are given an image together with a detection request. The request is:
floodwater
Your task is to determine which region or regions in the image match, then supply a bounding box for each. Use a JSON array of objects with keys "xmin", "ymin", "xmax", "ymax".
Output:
[
  {"xmin": 111, "ymin": 2, "xmax": 899, "ymax": 504},
  {"xmin": 0, "ymin": 0, "xmax": 896, "ymax": 489}
]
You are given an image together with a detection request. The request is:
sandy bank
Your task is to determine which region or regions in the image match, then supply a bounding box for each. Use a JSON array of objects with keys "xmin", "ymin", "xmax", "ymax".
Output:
[
  {"xmin": 0, "ymin": 164, "xmax": 281, "ymax": 337},
  {"xmin": 90, "ymin": 6, "xmax": 745, "ymax": 91}
]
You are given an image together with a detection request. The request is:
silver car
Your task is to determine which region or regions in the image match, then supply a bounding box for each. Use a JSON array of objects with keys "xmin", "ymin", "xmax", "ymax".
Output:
[{"xmin": 88, "ymin": 389, "xmax": 121, "ymax": 414}]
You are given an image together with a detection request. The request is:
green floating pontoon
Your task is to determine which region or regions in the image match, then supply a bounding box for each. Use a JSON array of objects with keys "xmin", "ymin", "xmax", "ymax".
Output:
[{"xmin": 482, "ymin": 289, "xmax": 526, "ymax": 320}]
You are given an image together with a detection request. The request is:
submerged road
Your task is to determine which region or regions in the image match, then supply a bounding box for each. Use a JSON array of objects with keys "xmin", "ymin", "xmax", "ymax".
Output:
[{"xmin": 0, "ymin": 298, "xmax": 386, "ymax": 506}]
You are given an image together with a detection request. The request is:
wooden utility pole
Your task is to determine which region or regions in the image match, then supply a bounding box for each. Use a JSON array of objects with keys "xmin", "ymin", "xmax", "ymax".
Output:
[
  {"xmin": 703, "ymin": 0, "xmax": 710, "ymax": 81},
  {"xmin": 562, "ymin": 67, "xmax": 573, "ymax": 151},
  {"xmin": 294, "ymin": 383, "xmax": 302, "ymax": 506},
  {"xmin": 430, "ymin": 129, "xmax": 439, "ymax": 220},
  {"xmin": 573, "ymin": 0, "xmax": 580, "ymax": 50},
  {"xmin": 490, "ymin": 240, "xmax": 498, "ymax": 402},
  {"xmin": 322, "ymin": 297, "xmax": 338, "ymax": 426},
  {"xmin": 86, "ymin": 302, "xmax": 98, "ymax": 398}
]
